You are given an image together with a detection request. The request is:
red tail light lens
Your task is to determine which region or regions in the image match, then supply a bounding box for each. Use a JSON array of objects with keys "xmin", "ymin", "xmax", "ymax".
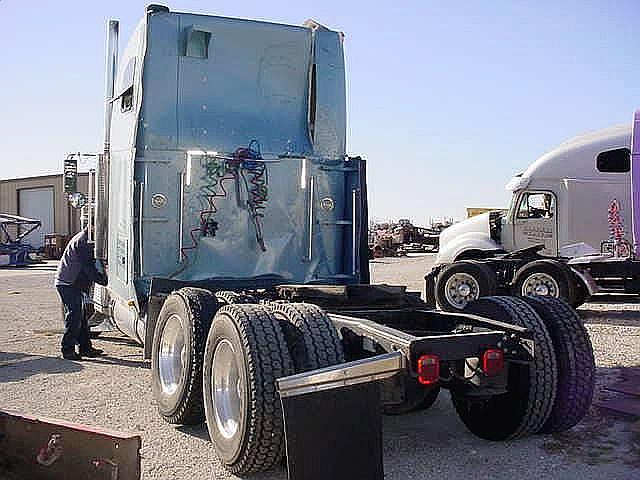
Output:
[
  {"xmin": 417, "ymin": 354, "xmax": 440, "ymax": 385},
  {"xmin": 482, "ymin": 349, "xmax": 505, "ymax": 377}
]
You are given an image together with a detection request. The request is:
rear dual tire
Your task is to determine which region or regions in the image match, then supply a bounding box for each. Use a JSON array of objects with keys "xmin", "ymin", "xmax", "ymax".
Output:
[
  {"xmin": 513, "ymin": 259, "xmax": 583, "ymax": 307},
  {"xmin": 452, "ymin": 295, "xmax": 594, "ymax": 440},
  {"xmin": 151, "ymin": 288, "xmax": 218, "ymax": 425},
  {"xmin": 203, "ymin": 304, "xmax": 294, "ymax": 475},
  {"xmin": 519, "ymin": 296, "xmax": 595, "ymax": 433},
  {"xmin": 452, "ymin": 296, "xmax": 557, "ymax": 440}
]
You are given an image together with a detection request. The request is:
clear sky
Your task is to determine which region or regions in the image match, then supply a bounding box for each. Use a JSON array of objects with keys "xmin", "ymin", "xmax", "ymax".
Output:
[{"xmin": 1, "ymin": 1, "xmax": 638, "ymax": 224}]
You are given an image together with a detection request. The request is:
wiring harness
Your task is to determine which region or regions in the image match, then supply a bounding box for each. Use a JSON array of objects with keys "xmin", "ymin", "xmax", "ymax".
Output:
[{"xmin": 180, "ymin": 141, "xmax": 268, "ymax": 261}]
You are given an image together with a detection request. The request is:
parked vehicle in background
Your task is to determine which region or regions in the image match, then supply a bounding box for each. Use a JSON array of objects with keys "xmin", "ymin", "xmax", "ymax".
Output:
[
  {"xmin": 427, "ymin": 117, "xmax": 640, "ymax": 311},
  {"xmin": 0, "ymin": 214, "xmax": 41, "ymax": 266}
]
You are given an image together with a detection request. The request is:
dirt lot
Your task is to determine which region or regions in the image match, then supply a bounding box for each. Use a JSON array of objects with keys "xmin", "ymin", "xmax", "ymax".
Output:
[{"xmin": 1, "ymin": 255, "xmax": 639, "ymax": 479}]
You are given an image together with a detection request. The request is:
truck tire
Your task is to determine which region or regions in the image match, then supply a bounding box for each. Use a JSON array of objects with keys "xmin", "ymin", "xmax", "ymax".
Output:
[
  {"xmin": 383, "ymin": 376, "xmax": 440, "ymax": 415},
  {"xmin": 572, "ymin": 281, "xmax": 590, "ymax": 307},
  {"xmin": 269, "ymin": 302, "xmax": 344, "ymax": 372},
  {"xmin": 519, "ymin": 296, "xmax": 595, "ymax": 433},
  {"xmin": 452, "ymin": 296, "xmax": 557, "ymax": 440},
  {"xmin": 215, "ymin": 290, "xmax": 256, "ymax": 305},
  {"xmin": 202, "ymin": 304, "xmax": 294, "ymax": 474},
  {"xmin": 435, "ymin": 260, "xmax": 498, "ymax": 312},
  {"xmin": 151, "ymin": 288, "xmax": 218, "ymax": 425},
  {"xmin": 513, "ymin": 259, "xmax": 578, "ymax": 306}
]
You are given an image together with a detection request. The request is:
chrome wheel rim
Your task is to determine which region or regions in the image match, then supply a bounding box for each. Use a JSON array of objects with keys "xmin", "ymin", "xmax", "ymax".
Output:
[
  {"xmin": 212, "ymin": 339, "xmax": 244, "ymax": 440},
  {"xmin": 522, "ymin": 273, "xmax": 560, "ymax": 297},
  {"xmin": 158, "ymin": 314, "xmax": 186, "ymax": 396},
  {"xmin": 444, "ymin": 273, "xmax": 480, "ymax": 309}
]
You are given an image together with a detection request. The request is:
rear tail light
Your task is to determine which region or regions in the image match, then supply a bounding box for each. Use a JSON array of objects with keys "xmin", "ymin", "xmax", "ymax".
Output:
[
  {"xmin": 482, "ymin": 349, "xmax": 505, "ymax": 377},
  {"xmin": 417, "ymin": 354, "xmax": 440, "ymax": 385}
]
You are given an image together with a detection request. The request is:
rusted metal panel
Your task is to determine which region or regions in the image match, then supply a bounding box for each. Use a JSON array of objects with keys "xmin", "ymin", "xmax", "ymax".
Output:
[{"xmin": 0, "ymin": 409, "xmax": 141, "ymax": 480}]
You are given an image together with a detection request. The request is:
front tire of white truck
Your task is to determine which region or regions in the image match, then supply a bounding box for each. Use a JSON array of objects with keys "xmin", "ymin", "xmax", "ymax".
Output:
[
  {"xmin": 202, "ymin": 304, "xmax": 294, "ymax": 475},
  {"xmin": 435, "ymin": 261, "xmax": 498, "ymax": 311},
  {"xmin": 151, "ymin": 288, "xmax": 218, "ymax": 425}
]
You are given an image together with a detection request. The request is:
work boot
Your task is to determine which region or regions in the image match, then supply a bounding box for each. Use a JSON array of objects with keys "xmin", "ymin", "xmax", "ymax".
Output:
[
  {"xmin": 61, "ymin": 350, "xmax": 82, "ymax": 360},
  {"xmin": 79, "ymin": 347, "xmax": 104, "ymax": 358}
]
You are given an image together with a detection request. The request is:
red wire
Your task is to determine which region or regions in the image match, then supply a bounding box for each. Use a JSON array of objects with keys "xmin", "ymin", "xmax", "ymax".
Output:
[{"xmin": 180, "ymin": 174, "xmax": 237, "ymax": 261}]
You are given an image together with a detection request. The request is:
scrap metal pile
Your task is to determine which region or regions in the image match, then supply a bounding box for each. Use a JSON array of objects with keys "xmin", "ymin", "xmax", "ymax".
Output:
[{"xmin": 369, "ymin": 218, "xmax": 452, "ymax": 257}]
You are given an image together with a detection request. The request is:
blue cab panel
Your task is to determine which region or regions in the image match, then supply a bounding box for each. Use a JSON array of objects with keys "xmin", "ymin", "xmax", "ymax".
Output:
[{"xmin": 106, "ymin": 7, "xmax": 363, "ymax": 302}]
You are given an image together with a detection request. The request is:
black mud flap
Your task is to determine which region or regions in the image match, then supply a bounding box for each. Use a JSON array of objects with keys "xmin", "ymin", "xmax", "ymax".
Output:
[{"xmin": 277, "ymin": 352, "xmax": 403, "ymax": 480}]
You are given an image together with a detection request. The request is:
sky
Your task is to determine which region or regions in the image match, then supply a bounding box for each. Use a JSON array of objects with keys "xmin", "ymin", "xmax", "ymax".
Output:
[{"xmin": 1, "ymin": 1, "xmax": 638, "ymax": 224}]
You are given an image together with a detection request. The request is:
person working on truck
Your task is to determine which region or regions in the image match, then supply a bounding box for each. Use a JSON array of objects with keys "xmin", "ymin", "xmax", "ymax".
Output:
[{"xmin": 55, "ymin": 227, "xmax": 108, "ymax": 360}]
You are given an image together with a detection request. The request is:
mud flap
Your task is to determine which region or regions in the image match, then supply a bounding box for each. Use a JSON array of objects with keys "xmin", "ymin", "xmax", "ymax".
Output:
[
  {"xmin": 277, "ymin": 352, "xmax": 404, "ymax": 480},
  {"xmin": 0, "ymin": 409, "xmax": 141, "ymax": 480}
]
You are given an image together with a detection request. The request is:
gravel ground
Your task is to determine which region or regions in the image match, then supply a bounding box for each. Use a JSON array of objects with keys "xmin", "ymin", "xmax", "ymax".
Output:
[{"xmin": 1, "ymin": 256, "xmax": 639, "ymax": 479}]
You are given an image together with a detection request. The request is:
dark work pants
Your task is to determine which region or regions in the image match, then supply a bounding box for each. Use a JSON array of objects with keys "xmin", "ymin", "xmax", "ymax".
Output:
[{"xmin": 56, "ymin": 285, "xmax": 91, "ymax": 353}]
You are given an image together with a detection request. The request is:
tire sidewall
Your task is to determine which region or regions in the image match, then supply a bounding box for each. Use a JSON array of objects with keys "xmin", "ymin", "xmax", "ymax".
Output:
[
  {"xmin": 436, "ymin": 261, "xmax": 496, "ymax": 311},
  {"xmin": 203, "ymin": 311, "xmax": 248, "ymax": 465},
  {"xmin": 514, "ymin": 261, "xmax": 574, "ymax": 303},
  {"xmin": 151, "ymin": 295, "xmax": 194, "ymax": 417}
]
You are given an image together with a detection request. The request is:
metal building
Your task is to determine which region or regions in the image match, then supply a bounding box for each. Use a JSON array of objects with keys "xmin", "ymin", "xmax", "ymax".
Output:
[{"xmin": 0, "ymin": 173, "xmax": 89, "ymax": 248}]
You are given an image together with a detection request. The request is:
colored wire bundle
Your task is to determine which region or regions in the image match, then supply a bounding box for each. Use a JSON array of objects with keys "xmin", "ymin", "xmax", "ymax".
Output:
[
  {"xmin": 180, "ymin": 141, "xmax": 269, "ymax": 262},
  {"xmin": 237, "ymin": 141, "xmax": 268, "ymax": 251},
  {"xmin": 180, "ymin": 155, "xmax": 236, "ymax": 261}
]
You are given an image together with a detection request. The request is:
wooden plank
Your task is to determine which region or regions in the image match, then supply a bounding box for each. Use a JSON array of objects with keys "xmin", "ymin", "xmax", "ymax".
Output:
[
  {"xmin": 606, "ymin": 381, "xmax": 640, "ymax": 398},
  {"xmin": 0, "ymin": 409, "xmax": 141, "ymax": 480},
  {"xmin": 594, "ymin": 397, "xmax": 640, "ymax": 420}
]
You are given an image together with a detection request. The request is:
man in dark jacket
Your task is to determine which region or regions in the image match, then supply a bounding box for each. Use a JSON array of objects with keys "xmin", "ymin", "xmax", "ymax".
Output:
[{"xmin": 55, "ymin": 227, "xmax": 108, "ymax": 360}]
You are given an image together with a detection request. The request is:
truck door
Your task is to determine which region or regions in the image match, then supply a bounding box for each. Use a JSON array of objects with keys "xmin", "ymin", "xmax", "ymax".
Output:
[{"xmin": 513, "ymin": 191, "xmax": 558, "ymax": 255}]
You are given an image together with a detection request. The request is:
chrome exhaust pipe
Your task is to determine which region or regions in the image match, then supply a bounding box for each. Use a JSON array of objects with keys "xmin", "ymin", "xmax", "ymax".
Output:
[
  {"xmin": 96, "ymin": 20, "xmax": 118, "ymax": 261},
  {"xmin": 103, "ymin": 20, "xmax": 119, "ymax": 153}
]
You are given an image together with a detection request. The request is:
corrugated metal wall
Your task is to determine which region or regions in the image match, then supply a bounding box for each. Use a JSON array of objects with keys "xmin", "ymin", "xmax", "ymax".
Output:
[{"xmin": 0, "ymin": 173, "xmax": 89, "ymax": 237}]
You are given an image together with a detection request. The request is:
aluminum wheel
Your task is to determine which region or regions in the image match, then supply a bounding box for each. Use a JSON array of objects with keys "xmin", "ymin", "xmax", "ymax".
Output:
[
  {"xmin": 444, "ymin": 272, "xmax": 480, "ymax": 309},
  {"xmin": 212, "ymin": 339, "xmax": 244, "ymax": 440},
  {"xmin": 521, "ymin": 273, "xmax": 560, "ymax": 297},
  {"xmin": 158, "ymin": 314, "xmax": 186, "ymax": 396}
]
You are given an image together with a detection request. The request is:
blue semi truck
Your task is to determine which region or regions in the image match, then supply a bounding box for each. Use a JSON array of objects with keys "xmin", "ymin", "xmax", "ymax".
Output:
[{"xmin": 62, "ymin": 5, "xmax": 595, "ymax": 479}]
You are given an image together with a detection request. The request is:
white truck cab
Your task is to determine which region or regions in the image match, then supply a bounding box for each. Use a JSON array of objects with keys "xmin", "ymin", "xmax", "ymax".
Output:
[
  {"xmin": 437, "ymin": 124, "xmax": 632, "ymax": 265},
  {"xmin": 429, "ymin": 123, "xmax": 634, "ymax": 311}
]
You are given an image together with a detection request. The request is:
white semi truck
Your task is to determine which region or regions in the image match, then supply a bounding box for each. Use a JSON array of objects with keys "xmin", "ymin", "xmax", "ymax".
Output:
[{"xmin": 428, "ymin": 119, "xmax": 640, "ymax": 311}]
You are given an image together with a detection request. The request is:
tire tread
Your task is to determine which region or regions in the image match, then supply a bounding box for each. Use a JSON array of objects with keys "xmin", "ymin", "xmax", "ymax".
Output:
[
  {"xmin": 214, "ymin": 304, "xmax": 294, "ymax": 474},
  {"xmin": 520, "ymin": 296, "xmax": 595, "ymax": 433}
]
